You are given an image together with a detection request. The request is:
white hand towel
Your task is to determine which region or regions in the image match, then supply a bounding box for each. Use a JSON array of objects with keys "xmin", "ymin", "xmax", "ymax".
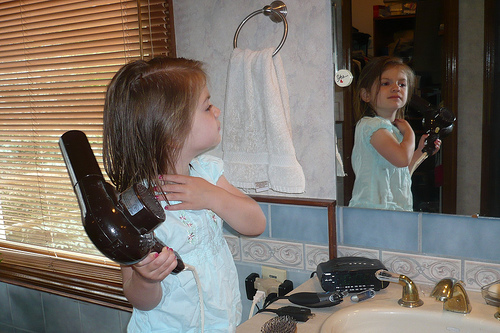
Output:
[{"xmin": 222, "ymin": 48, "xmax": 305, "ymax": 193}]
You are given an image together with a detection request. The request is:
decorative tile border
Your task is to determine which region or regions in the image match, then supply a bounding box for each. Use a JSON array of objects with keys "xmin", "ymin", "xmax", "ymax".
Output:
[
  {"xmin": 226, "ymin": 235, "xmax": 330, "ymax": 272},
  {"xmin": 227, "ymin": 238, "xmax": 500, "ymax": 294},
  {"xmin": 381, "ymin": 251, "xmax": 461, "ymax": 286},
  {"xmin": 240, "ymin": 237, "xmax": 304, "ymax": 269},
  {"xmin": 305, "ymin": 244, "xmax": 329, "ymax": 271},
  {"xmin": 224, "ymin": 235, "xmax": 241, "ymax": 261},
  {"xmin": 464, "ymin": 261, "xmax": 500, "ymax": 291},
  {"xmin": 336, "ymin": 245, "xmax": 500, "ymax": 292}
]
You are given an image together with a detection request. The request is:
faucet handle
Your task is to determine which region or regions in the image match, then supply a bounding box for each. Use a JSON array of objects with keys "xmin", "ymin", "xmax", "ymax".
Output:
[
  {"xmin": 431, "ymin": 278, "xmax": 456, "ymax": 301},
  {"xmin": 431, "ymin": 279, "xmax": 472, "ymax": 314},
  {"xmin": 445, "ymin": 281, "xmax": 472, "ymax": 314}
]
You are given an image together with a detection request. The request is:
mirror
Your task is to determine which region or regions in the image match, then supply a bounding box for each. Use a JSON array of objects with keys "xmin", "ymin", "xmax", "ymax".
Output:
[{"xmin": 334, "ymin": 0, "xmax": 488, "ymax": 216}]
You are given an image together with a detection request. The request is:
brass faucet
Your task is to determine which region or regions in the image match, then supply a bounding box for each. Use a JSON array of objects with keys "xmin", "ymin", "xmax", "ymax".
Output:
[
  {"xmin": 431, "ymin": 278, "xmax": 472, "ymax": 314},
  {"xmin": 375, "ymin": 270, "xmax": 423, "ymax": 308}
]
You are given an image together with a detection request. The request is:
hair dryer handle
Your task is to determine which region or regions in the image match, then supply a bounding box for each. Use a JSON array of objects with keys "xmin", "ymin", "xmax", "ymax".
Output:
[
  {"xmin": 151, "ymin": 237, "xmax": 185, "ymax": 273},
  {"xmin": 422, "ymin": 132, "xmax": 439, "ymax": 154}
]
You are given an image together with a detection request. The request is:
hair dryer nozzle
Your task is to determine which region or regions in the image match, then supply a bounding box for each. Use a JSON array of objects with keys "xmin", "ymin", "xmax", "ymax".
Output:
[{"xmin": 59, "ymin": 130, "xmax": 103, "ymax": 186}]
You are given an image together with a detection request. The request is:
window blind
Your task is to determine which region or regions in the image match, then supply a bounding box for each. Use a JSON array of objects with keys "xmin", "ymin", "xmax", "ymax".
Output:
[{"xmin": 0, "ymin": 0, "xmax": 175, "ymax": 309}]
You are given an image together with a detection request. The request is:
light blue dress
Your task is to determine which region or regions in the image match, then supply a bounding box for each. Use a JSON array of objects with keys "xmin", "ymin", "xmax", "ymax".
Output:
[
  {"xmin": 348, "ymin": 116, "xmax": 413, "ymax": 211},
  {"xmin": 127, "ymin": 155, "xmax": 242, "ymax": 333}
]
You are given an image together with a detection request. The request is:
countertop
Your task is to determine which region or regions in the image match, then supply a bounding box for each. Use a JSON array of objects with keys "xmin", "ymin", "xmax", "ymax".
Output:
[{"xmin": 236, "ymin": 277, "xmax": 500, "ymax": 332}]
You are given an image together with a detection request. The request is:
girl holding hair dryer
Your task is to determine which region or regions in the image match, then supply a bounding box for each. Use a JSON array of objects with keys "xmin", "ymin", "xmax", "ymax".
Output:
[{"xmin": 103, "ymin": 56, "xmax": 266, "ymax": 332}]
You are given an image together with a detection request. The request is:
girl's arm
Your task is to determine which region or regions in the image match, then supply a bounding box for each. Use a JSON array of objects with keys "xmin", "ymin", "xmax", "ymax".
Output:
[
  {"xmin": 370, "ymin": 119, "xmax": 415, "ymax": 168},
  {"xmin": 213, "ymin": 175, "xmax": 267, "ymax": 235},
  {"xmin": 159, "ymin": 174, "xmax": 266, "ymax": 236},
  {"xmin": 121, "ymin": 248, "xmax": 179, "ymax": 311}
]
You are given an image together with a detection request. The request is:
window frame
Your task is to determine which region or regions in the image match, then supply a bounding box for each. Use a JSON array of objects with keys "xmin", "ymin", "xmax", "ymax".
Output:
[{"xmin": 0, "ymin": 241, "xmax": 131, "ymax": 310}]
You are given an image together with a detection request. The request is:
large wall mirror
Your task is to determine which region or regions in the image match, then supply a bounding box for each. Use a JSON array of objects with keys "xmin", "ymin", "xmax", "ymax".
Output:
[
  {"xmin": 332, "ymin": 0, "xmax": 472, "ymax": 215},
  {"xmin": 336, "ymin": 0, "xmax": 500, "ymax": 218}
]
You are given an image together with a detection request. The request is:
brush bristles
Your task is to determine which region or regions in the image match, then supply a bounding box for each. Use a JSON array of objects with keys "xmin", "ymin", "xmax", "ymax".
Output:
[{"xmin": 261, "ymin": 315, "xmax": 297, "ymax": 333}]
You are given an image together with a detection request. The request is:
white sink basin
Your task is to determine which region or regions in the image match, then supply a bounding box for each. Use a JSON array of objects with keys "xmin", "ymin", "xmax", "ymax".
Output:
[{"xmin": 320, "ymin": 294, "xmax": 500, "ymax": 333}]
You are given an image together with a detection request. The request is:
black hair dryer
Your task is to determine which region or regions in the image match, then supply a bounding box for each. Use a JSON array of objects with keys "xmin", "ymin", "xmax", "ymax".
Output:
[
  {"xmin": 410, "ymin": 95, "xmax": 456, "ymax": 154},
  {"xmin": 59, "ymin": 130, "xmax": 184, "ymax": 272}
]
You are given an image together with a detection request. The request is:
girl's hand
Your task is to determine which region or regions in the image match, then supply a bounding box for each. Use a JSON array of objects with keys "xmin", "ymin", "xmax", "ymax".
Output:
[
  {"xmin": 158, "ymin": 173, "xmax": 266, "ymax": 236},
  {"xmin": 158, "ymin": 174, "xmax": 216, "ymax": 211},
  {"xmin": 433, "ymin": 138, "xmax": 442, "ymax": 155},
  {"xmin": 392, "ymin": 118, "xmax": 412, "ymax": 136},
  {"xmin": 121, "ymin": 247, "xmax": 177, "ymax": 311},
  {"xmin": 131, "ymin": 247, "xmax": 179, "ymax": 283},
  {"xmin": 419, "ymin": 134, "xmax": 442, "ymax": 155}
]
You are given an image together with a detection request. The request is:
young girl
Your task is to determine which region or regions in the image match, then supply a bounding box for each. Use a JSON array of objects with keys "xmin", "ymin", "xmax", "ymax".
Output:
[
  {"xmin": 348, "ymin": 56, "xmax": 440, "ymax": 211},
  {"xmin": 103, "ymin": 57, "xmax": 266, "ymax": 332}
]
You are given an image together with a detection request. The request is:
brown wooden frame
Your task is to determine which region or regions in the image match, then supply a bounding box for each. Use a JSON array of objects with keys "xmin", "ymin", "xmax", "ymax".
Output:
[
  {"xmin": 481, "ymin": 0, "xmax": 495, "ymax": 216},
  {"xmin": 251, "ymin": 196, "xmax": 337, "ymax": 259}
]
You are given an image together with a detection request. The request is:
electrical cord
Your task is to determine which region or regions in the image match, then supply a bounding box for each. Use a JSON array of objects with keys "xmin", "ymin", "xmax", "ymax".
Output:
[
  {"xmin": 184, "ymin": 264, "xmax": 204, "ymax": 333},
  {"xmin": 249, "ymin": 290, "xmax": 266, "ymax": 319},
  {"xmin": 263, "ymin": 292, "xmax": 281, "ymax": 308},
  {"xmin": 256, "ymin": 305, "xmax": 315, "ymax": 322}
]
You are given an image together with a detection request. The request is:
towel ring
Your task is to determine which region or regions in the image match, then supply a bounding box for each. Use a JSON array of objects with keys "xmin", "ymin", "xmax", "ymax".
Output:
[{"xmin": 233, "ymin": 1, "xmax": 288, "ymax": 57}]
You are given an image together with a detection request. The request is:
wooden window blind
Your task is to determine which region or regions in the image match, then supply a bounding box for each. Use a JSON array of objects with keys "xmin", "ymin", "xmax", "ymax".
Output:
[{"xmin": 0, "ymin": 0, "xmax": 175, "ymax": 310}]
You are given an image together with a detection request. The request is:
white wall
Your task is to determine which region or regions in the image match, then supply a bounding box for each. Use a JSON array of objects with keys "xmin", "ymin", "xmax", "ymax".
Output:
[
  {"xmin": 456, "ymin": 0, "xmax": 484, "ymax": 215},
  {"xmin": 173, "ymin": 0, "xmax": 337, "ymax": 200}
]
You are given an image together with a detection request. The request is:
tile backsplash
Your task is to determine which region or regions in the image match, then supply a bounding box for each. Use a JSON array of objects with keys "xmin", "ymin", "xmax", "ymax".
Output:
[
  {"xmin": 2, "ymin": 202, "xmax": 500, "ymax": 331},
  {"xmin": 232, "ymin": 204, "xmax": 500, "ymax": 292},
  {"xmin": 337, "ymin": 206, "xmax": 500, "ymax": 291},
  {"xmin": 0, "ymin": 282, "xmax": 131, "ymax": 333},
  {"xmin": 229, "ymin": 203, "xmax": 500, "ymax": 322}
]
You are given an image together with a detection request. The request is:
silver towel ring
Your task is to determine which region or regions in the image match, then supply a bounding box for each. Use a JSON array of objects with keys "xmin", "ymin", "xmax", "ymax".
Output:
[{"xmin": 233, "ymin": 1, "xmax": 288, "ymax": 57}]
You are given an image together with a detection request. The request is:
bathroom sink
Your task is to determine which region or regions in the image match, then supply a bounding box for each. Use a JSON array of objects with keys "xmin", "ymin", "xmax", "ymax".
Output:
[{"xmin": 320, "ymin": 298, "xmax": 499, "ymax": 333}]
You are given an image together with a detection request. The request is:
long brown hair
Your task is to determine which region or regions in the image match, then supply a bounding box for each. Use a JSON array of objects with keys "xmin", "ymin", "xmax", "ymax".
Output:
[
  {"xmin": 354, "ymin": 56, "xmax": 415, "ymax": 121},
  {"xmin": 103, "ymin": 57, "xmax": 206, "ymax": 192}
]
